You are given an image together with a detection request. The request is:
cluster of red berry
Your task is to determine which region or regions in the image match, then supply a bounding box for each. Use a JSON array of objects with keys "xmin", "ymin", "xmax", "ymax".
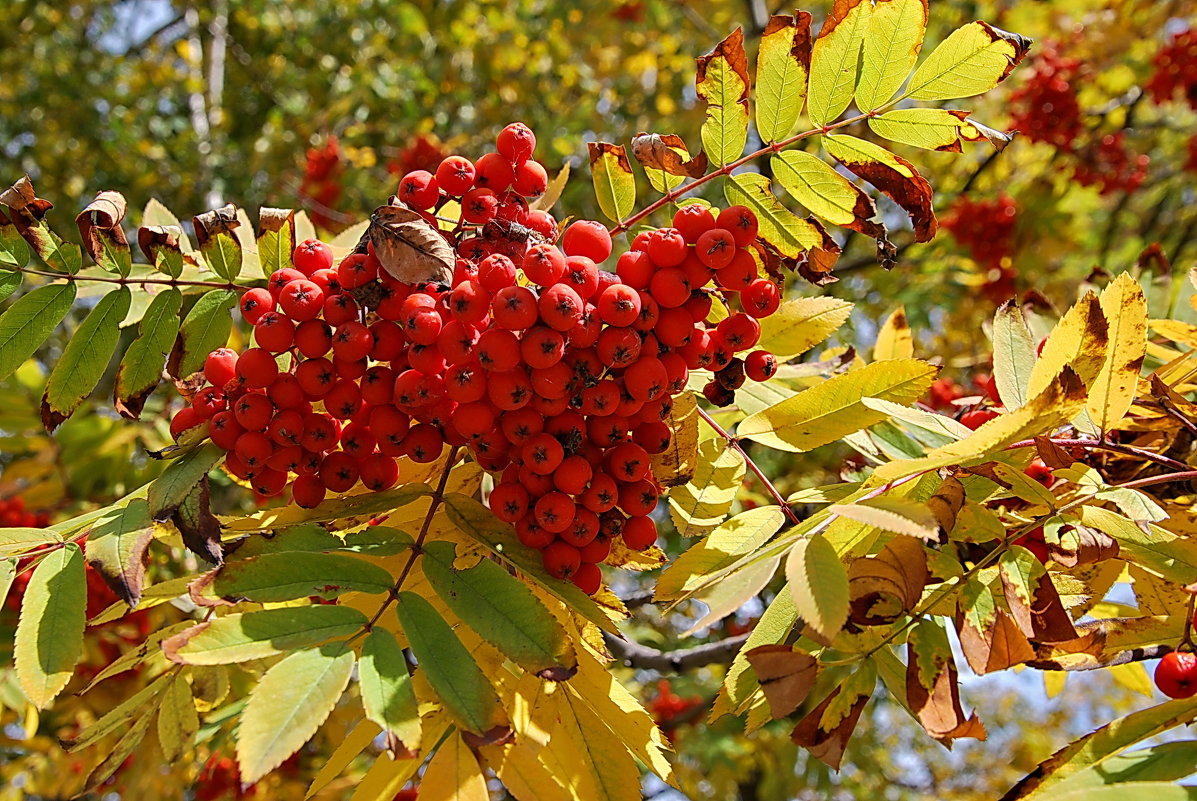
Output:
[
  {"xmin": 1008, "ymin": 45, "xmax": 1084, "ymax": 151},
  {"xmin": 0, "ymin": 494, "xmax": 51, "ymax": 528},
  {"xmin": 300, "ymin": 136, "xmax": 343, "ymax": 230},
  {"xmin": 1072, "ymin": 131, "xmax": 1151, "ymax": 195},
  {"xmin": 170, "ymin": 123, "xmax": 783, "ymax": 595},
  {"xmin": 940, "ymin": 194, "xmax": 1019, "ymax": 303},
  {"xmin": 387, "ymin": 133, "xmax": 449, "ymax": 181},
  {"xmin": 648, "ymin": 679, "xmax": 703, "ymax": 741},
  {"xmin": 1146, "ymin": 28, "xmax": 1197, "ymax": 110}
]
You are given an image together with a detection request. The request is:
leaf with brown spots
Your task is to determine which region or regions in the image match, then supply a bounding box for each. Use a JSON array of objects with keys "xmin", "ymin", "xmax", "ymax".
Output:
[
  {"xmin": 823, "ymin": 134, "xmax": 937, "ymax": 242},
  {"xmin": 696, "ymin": 28, "xmax": 751, "ymax": 166},
  {"xmin": 75, "ymin": 191, "xmax": 131, "ymax": 275},
  {"xmin": 906, "ymin": 618, "xmax": 986, "ymax": 744},
  {"xmin": 630, "ymin": 133, "xmax": 707, "ymax": 179},
  {"xmin": 746, "ymin": 644, "xmax": 818, "ymax": 720},
  {"xmin": 848, "ymin": 535, "xmax": 927, "ymax": 626},
  {"xmin": 588, "ymin": 143, "xmax": 637, "ymax": 223},
  {"xmin": 790, "ymin": 683, "xmax": 869, "ymax": 769},
  {"xmin": 169, "ymin": 476, "xmax": 223, "ymax": 565},
  {"xmin": 368, "ymin": 203, "xmax": 454, "ymax": 285},
  {"xmin": 1048, "ymin": 524, "xmax": 1119, "ymax": 568},
  {"xmin": 999, "ymin": 546, "xmax": 1078, "ymax": 643},
  {"xmin": 955, "ymin": 577, "xmax": 1035, "ymax": 674}
]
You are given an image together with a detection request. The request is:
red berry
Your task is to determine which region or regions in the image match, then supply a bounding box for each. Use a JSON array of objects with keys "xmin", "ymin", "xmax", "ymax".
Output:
[
  {"xmin": 542, "ymin": 541, "xmax": 582, "ymax": 580},
  {"xmin": 292, "ymin": 475, "xmax": 327, "ymax": 508},
  {"xmin": 254, "ymin": 312, "xmax": 296, "ymax": 353},
  {"xmin": 170, "ymin": 406, "xmax": 203, "ymax": 439},
  {"xmin": 646, "ymin": 228, "xmax": 687, "ymax": 267},
  {"xmin": 236, "ymin": 348, "xmax": 279, "ymax": 389},
  {"xmin": 398, "ymin": 170, "xmax": 439, "ymax": 209},
  {"xmin": 571, "ymin": 562, "xmax": 602, "ymax": 595},
  {"xmin": 561, "ymin": 220, "xmax": 613, "ymax": 263},
  {"xmin": 716, "ymin": 205, "xmax": 759, "ymax": 247},
  {"xmin": 435, "ymin": 156, "xmax": 476, "ymax": 197},
  {"xmin": 512, "ymin": 160, "xmax": 548, "ymax": 197},
  {"xmin": 490, "ymin": 482, "xmax": 531, "ymax": 523},
  {"xmin": 695, "ymin": 228, "xmax": 737, "ymax": 270},
  {"xmin": 1156, "ymin": 651, "xmax": 1197, "ymax": 699},
  {"xmin": 474, "ymin": 153, "xmax": 514, "ymax": 191},
  {"xmin": 293, "ymin": 240, "xmax": 334, "ymax": 275},
  {"xmin": 960, "ymin": 409, "xmax": 999, "ymax": 430},
  {"xmin": 744, "ymin": 350, "xmax": 778, "ymax": 382},
  {"xmin": 497, "ymin": 122, "xmax": 536, "ymax": 165},
  {"xmin": 360, "ymin": 453, "xmax": 400, "ymax": 491},
  {"xmin": 673, "ymin": 204, "xmax": 717, "ymax": 243},
  {"xmin": 278, "ymin": 279, "xmax": 325, "ymax": 321},
  {"xmin": 240, "ymin": 287, "xmax": 275, "ymax": 325},
  {"xmin": 204, "ymin": 347, "xmax": 239, "ymax": 389},
  {"xmin": 623, "ymin": 515, "xmax": 658, "ymax": 550},
  {"xmin": 741, "ymin": 278, "xmax": 781, "ymax": 318}
]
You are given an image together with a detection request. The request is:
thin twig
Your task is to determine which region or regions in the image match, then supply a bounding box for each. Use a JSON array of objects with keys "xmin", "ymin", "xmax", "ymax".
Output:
[
  {"xmin": 9, "ymin": 264, "xmax": 241, "ymax": 290},
  {"xmin": 696, "ymin": 406, "xmax": 799, "ymax": 523}
]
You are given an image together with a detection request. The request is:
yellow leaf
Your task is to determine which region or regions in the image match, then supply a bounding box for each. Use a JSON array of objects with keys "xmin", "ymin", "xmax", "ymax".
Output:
[
  {"xmin": 534, "ymin": 684, "xmax": 641, "ymax": 801},
  {"xmin": 738, "ymin": 359, "xmax": 938, "ymax": 452},
  {"xmin": 772, "ymin": 150, "xmax": 882, "ymax": 236},
  {"xmin": 992, "ymin": 300, "xmax": 1037, "ymax": 410},
  {"xmin": 421, "ymin": 732, "xmax": 489, "ymax": 801},
  {"xmin": 786, "ymin": 535, "xmax": 849, "ymax": 641},
  {"xmin": 905, "ymin": 21, "xmax": 1031, "ymax": 101},
  {"xmin": 1043, "ymin": 671, "xmax": 1066, "ymax": 698},
  {"xmin": 488, "ymin": 742, "xmax": 575, "ymax": 801},
  {"xmin": 1108, "ymin": 662, "xmax": 1155, "ymax": 698},
  {"xmin": 808, "ymin": 0, "xmax": 873, "ymax": 126},
  {"xmin": 1084, "ymin": 273, "xmax": 1147, "ymax": 433},
  {"xmin": 828, "ymin": 497, "xmax": 938, "ymax": 541},
  {"xmin": 697, "ymin": 28, "xmax": 751, "ymax": 166},
  {"xmin": 873, "ymin": 306, "xmax": 914, "ymax": 360},
  {"xmin": 757, "ymin": 296, "xmax": 853, "ymax": 360},
  {"xmin": 856, "ymin": 0, "xmax": 928, "ymax": 112},
  {"xmin": 872, "ymin": 368, "xmax": 1089, "ymax": 482},
  {"xmin": 1026, "ymin": 292, "xmax": 1109, "ymax": 400}
]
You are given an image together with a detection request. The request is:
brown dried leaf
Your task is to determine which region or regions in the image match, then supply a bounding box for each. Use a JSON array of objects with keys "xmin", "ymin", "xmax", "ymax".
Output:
[
  {"xmin": 926, "ymin": 476, "xmax": 965, "ymax": 540},
  {"xmin": 169, "ymin": 476, "xmax": 223, "ymax": 565},
  {"xmin": 746, "ymin": 644, "xmax": 818, "ymax": 720},
  {"xmin": 790, "ymin": 688, "xmax": 868, "ymax": 770},
  {"xmin": 630, "ymin": 133, "xmax": 708, "ymax": 178},
  {"xmin": 192, "ymin": 204, "xmax": 240, "ymax": 248},
  {"xmin": 257, "ymin": 207, "xmax": 294, "ymax": 234},
  {"xmin": 1033, "ymin": 436, "xmax": 1076, "ymax": 470},
  {"xmin": 848, "ymin": 535, "xmax": 927, "ymax": 626},
  {"xmin": 75, "ymin": 191, "xmax": 130, "ymax": 265},
  {"xmin": 0, "ymin": 174, "xmax": 53, "ymax": 222},
  {"xmin": 956, "ymin": 607, "xmax": 1035, "ymax": 675},
  {"xmin": 368, "ymin": 204, "xmax": 454, "ymax": 285},
  {"xmin": 906, "ymin": 625, "xmax": 987, "ymax": 745},
  {"xmin": 1048, "ymin": 524, "xmax": 1119, "ymax": 568}
]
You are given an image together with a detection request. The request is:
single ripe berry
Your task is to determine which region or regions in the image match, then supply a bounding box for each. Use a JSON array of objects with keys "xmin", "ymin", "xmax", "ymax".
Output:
[
  {"xmin": 571, "ymin": 562, "xmax": 602, "ymax": 596},
  {"xmin": 398, "ymin": 170, "xmax": 439, "ymax": 208},
  {"xmin": 741, "ymin": 278, "xmax": 781, "ymax": 318},
  {"xmin": 512, "ymin": 160, "xmax": 548, "ymax": 197},
  {"xmin": 204, "ymin": 347, "xmax": 239, "ymax": 388},
  {"xmin": 497, "ymin": 122, "xmax": 537, "ymax": 164},
  {"xmin": 960, "ymin": 409, "xmax": 999, "ymax": 430},
  {"xmin": 240, "ymin": 287, "xmax": 275, "ymax": 325},
  {"xmin": 542, "ymin": 541, "xmax": 582, "ymax": 580},
  {"xmin": 561, "ymin": 220, "xmax": 613, "ymax": 263},
  {"xmin": 474, "ymin": 153, "xmax": 515, "ymax": 191},
  {"xmin": 293, "ymin": 240, "xmax": 334, "ymax": 275},
  {"xmin": 1155, "ymin": 651, "xmax": 1197, "ymax": 699},
  {"xmin": 278, "ymin": 279, "xmax": 325, "ymax": 321},
  {"xmin": 744, "ymin": 350, "xmax": 778, "ymax": 382},
  {"xmin": 235, "ymin": 348, "xmax": 278, "ymax": 389},
  {"xmin": 1024, "ymin": 458, "xmax": 1054, "ymax": 487},
  {"xmin": 170, "ymin": 406, "xmax": 203, "ymax": 439},
  {"xmin": 623, "ymin": 515, "xmax": 658, "ymax": 550},
  {"xmin": 716, "ymin": 205, "xmax": 759, "ymax": 247},
  {"xmin": 435, "ymin": 155, "xmax": 476, "ymax": 196},
  {"xmin": 695, "ymin": 228, "xmax": 737, "ymax": 270},
  {"xmin": 673, "ymin": 204, "xmax": 716, "ymax": 243}
]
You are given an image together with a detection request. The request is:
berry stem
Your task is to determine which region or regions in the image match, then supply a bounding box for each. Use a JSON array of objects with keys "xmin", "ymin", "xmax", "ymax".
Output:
[
  {"xmin": 695, "ymin": 406, "xmax": 799, "ymax": 524},
  {"xmin": 7, "ymin": 263, "xmax": 241, "ymax": 290},
  {"xmin": 609, "ymin": 112, "xmax": 872, "ymax": 236},
  {"xmin": 357, "ymin": 446, "xmax": 462, "ymax": 636}
]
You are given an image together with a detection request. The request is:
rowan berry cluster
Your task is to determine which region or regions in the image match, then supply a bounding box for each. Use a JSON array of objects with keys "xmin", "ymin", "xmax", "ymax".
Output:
[
  {"xmin": 940, "ymin": 194, "xmax": 1019, "ymax": 303},
  {"xmin": 1146, "ymin": 28, "xmax": 1197, "ymax": 110},
  {"xmin": 1008, "ymin": 45, "xmax": 1084, "ymax": 150},
  {"xmin": 649, "ymin": 679, "xmax": 703, "ymax": 741},
  {"xmin": 171, "ymin": 123, "xmax": 782, "ymax": 595},
  {"xmin": 0, "ymin": 494, "xmax": 50, "ymax": 528},
  {"xmin": 300, "ymin": 137, "xmax": 343, "ymax": 230},
  {"xmin": 1072, "ymin": 132, "xmax": 1150, "ymax": 195}
]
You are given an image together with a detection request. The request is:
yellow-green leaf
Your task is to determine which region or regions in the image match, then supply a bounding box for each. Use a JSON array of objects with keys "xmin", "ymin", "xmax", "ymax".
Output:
[
  {"xmin": 868, "ymin": 107, "xmax": 976, "ymax": 151},
  {"xmin": 856, "ymin": 0, "xmax": 928, "ymax": 111},
  {"xmin": 786, "ymin": 535, "xmax": 849, "ymax": 641},
  {"xmin": 874, "ymin": 306, "xmax": 914, "ymax": 360},
  {"xmin": 156, "ymin": 672, "xmax": 199, "ymax": 762},
  {"xmin": 772, "ymin": 150, "xmax": 882, "ymax": 235},
  {"xmin": 808, "ymin": 0, "xmax": 872, "ymax": 126},
  {"xmin": 359, "ymin": 628, "xmax": 421, "ymax": 751},
  {"xmin": 1027, "ymin": 292, "xmax": 1109, "ymax": 400},
  {"xmin": 697, "ymin": 28, "xmax": 751, "ymax": 166},
  {"xmin": 421, "ymin": 731, "xmax": 489, "ymax": 801},
  {"xmin": 115, "ymin": 288, "xmax": 183, "ymax": 419},
  {"xmin": 668, "ymin": 439, "xmax": 746, "ymax": 536},
  {"xmin": 992, "ymin": 300, "xmax": 1036, "ymax": 410},
  {"xmin": 14, "ymin": 543, "xmax": 86, "ymax": 707},
  {"xmin": 587, "ymin": 143, "xmax": 636, "ymax": 223},
  {"xmin": 236, "ymin": 644, "xmax": 355, "ymax": 784},
  {"xmin": 724, "ymin": 172, "xmax": 829, "ymax": 258},
  {"xmin": 41, "ymin": 286, "xmax": 131, "ymax": 429},
  {"xmin": 755, "ymin": 12, "xmax": 813, "ymax": 143},
  {"xmin": 208, "ymin": 552, "xmax": 395, "ymax": 603},
  {"xmin": 906, "ymin": 21, "xmax": 1032, "ymax": 101},
  {"xmin": 739, "ymin": 359, "xmax": 937, "ymax": 452},
  {"xmin": 828, "ymin": 497, "xmax": 939, "ymax": 540},
  {"xmin": 757, "ymin": 296, "xmax": 853, "ymax": 359},
  {"xmin": 657, "ymin": 506, "xmax": 786, "ymax": 600},
  {"xmin": 162, "ymin": 606, "xmax": 367, "ymax": 665},
  {"xmin": 0, "ymin": 281, "xmax": 78, "ymax": 382}
]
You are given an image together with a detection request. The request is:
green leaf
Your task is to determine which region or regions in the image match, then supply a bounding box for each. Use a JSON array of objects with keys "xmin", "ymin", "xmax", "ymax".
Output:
[
  {"xmin": 755, "ymin": 12, "xmax": 813, "ymax": 144},
  {"xmin": 170, "ymin": 289, "xmax": 238, "ymax": 378},
  {"xmin": 0, "ymin": 282, "xmax": 78, "ymax": 382},
  {"xmin": 657, "ymin": 506, "xmax": 786, "ymax": 600},
  {"xmin": 359, "ymin": 628, "xmax": 421, "ymax": 750},
  {"xmin": 115, "ymin": 288, "xmax": 183, "ymax": 419},
  {"xmin": 162, "ymin": 606, "xmax": 367, "ymax": 665},
  {"xmin": 442, "ymin": 493, "xmax": 620, "ymax": 635},
  {"xmin": 208, "ymin": 552, "xmax": 394, "ymax": 603},
  {"xmin": 772, "ymin": 150, "xmax": 881, "ymax": 235},
  {"xmin": 738, "ymin": 359, "xmax": 937, "ymax": 452},
  {"xmin": 1007, "ymin": 698, "xmax": 1197, "ymax": 799},
  {"xmin": 256, "ymin": 207, "xmax": 296, "ymax": 277},
  {"xmin": 393, "ymin": 590, "xmax": 501, "ymax": 735},
  {"xmin": 823, "ymin": 134, "xmax": 937, "ymax": 241},
  {"xmin": 41, "ymin": 286, "xmax": 131, "ymax": 429},
  {"xmin": 786, "ymin": 535, "xmax": 849, "ymax": 641},
  {"xmin": 905, "ymin": 21, "xmax": 1032, "ymax": 101},
  {"xmin": 85, "ymin": 703, "xmax": 154, "ymax": 789},
  {"xmin": 992, "ymin": 300, "xmax": 1036, "ymax": 410},
  {"xmin": 1052, "ymin": 742, "xmax": 1197, "ymax": 793},
  {"xmin": 0, "ymin": 270, "xmax": 22, "ymax": 304},
  {"xmin": 0, "ymin": 218, "xmax": 31, "ymax": 269},
  {"xmin": 697, "ymin": 28, "xmax": 751, "ymax": 166},
  {"xmin": 718, "ymin": 585, "xmax": 798, "ymax": 716},
  {"xmin": 84, "ymin": 498, "xmax": 154, "ymax": 607},
  {"xmin": 143, "ymin": 199, "xmax": 195, "ymax": 252},
  {"xmin": 1080, "ymin": 507, "xmax": 1197, "ymax": 585},
  {"xmin": 14, "ymin": 543, "xmax": 86, "ymax": 707},
  {"xmin": 199, "ymin": 232, "xmax": 242, "ymax": 282},
  {"xmin": 156, "ymin": 672, "xmax": 200, "ymax": 762},
  {"xmin": 587, "ymin": 143, "xmax": 636, "ymax": 224},
  {"xmin": 64, "ymin": 673, "xmax": 172, "ymax": 751},
  {"xmin": 422, "ymin": 541, "xmax": 570, "ymax": 673},
  {"xmin": 724, "ymin": 172, "xmax": 825, "ymax": 258},
  {"xmin": 856, "ymin": 0, "xmax": 928, "ymax": 112},
  {"xmin": 24, "ymin": 220, "xmax": 83, "ymax": 275},
  {"xmin": 0, "ymin": 526, "xmax": 62, "ymax": 557},
  {"xmin": 148, "ymin": 442, "xmax": 225, "ymax": 518},
  {"xmin": 807, "ymin": 0, "xmax": 872, "ymax": 126},
  {"xmin": 1052, "ymin": 785, "xmax": 1197, "ymax": 801},
  {"xmin": 236, "ymin": 644, "xmax": 355, "ymax": 784}
]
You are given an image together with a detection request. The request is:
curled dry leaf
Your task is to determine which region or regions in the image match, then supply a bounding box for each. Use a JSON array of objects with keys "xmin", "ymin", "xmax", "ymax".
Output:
[
  {"xmin": 192, "ymin": 204, "xmax": 240, "ymax": 248},
  {"xmin": 368, "ymin": 203, "xmax": 454, "ymax": 285},
  {"xmin": 257, "ymin": 206, "xmax": 294, "ymax": 234},
  {"xmin": 0, "ymin": 174, "xmax": 53, "ymax": 221},
  {"xmin": 746, "ymin": 644, "xmax": 818, "ymax": 720},
  {"xmin": 926, "ymin": 475, "xmax": 965, "ymax": 540},
  {"xmin": 1048, "ymin": 524, "xmax": 1119, "ymax": 568},
  {"xmin": 76, "ymin": 191, "xmax": 129, "ymax": 264},
  {"xmin": 790, "ymin": 687, "xmax": 868, "ymax": 770},
  {"xmin": 630, "ymin": 133, "xmax": 708, "ymax": 178},
  {"xmin": 138, "ymin": 226, "xmax": 182, "ymax": 261},
  {"xmin": 848, "ymin": 535, "xmax": 927, "ymax": 625}
]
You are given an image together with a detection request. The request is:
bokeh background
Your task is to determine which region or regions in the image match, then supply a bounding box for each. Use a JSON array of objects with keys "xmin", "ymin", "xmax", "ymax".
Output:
[{"xmin": 2, "ymin": 1, "xmax": 1196, "ymax": 799}]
